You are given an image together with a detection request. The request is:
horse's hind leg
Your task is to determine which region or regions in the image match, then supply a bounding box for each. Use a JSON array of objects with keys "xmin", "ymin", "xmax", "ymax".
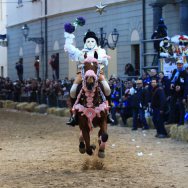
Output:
[
  {"xmin": 98, "ymin": 125, "xmax": 108, "ymax": 158},
  {"xmin": 79, "ymin": 131, "xmax": 86, "ymax": 154}
]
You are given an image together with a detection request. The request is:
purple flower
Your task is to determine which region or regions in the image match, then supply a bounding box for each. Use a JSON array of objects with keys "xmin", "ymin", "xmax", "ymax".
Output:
[
  {"xmin": 64, "ymin": 23, "xmax": 75, "ymax": 33},
  {"xmin": 76, "ymin": 17, "xmax": 86, "ymax": 26}
]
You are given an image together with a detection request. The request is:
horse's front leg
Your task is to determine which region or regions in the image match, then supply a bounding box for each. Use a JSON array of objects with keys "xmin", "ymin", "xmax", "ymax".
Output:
[
  {"xmin": 98, "ymin": 119, "xmax": 108, "ymax": 158},
  {"xmin": 82, "ymin": 127, "xmax": 95, "ymax": 156},
  {"xmin": 79, "ymin": 131, "xmax": 86, "ymax": 154}
]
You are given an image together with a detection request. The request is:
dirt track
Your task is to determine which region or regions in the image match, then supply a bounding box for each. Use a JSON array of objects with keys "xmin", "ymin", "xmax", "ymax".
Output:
[{"xmin": 0, "ymin": 108, "xmax": 188, "ymax": 188}]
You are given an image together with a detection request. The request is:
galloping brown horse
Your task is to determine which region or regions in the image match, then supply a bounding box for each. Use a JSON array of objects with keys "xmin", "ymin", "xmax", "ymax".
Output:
[{"xmin": 72, "ymin": 57, "xmax": 109, "ymax": 158}]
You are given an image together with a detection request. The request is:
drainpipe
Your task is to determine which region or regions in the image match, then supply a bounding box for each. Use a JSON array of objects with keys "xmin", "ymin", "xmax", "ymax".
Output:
[
  {"xmin": 45, "ymin": 0, "xmax": 48, "ymax": 79},
  {"xmin": 142, "ymin": 0, "xmax": 146, "ymax": 68}
]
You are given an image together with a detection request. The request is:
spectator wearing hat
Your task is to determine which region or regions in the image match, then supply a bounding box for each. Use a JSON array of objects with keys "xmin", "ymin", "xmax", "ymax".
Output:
[
  {"xmin": 167, "ymin": 59, "xmax": 186, "ymax": 126},
  {"xmin": 151, "ymin": 18, "xmax": 168, "ymax": 53}
]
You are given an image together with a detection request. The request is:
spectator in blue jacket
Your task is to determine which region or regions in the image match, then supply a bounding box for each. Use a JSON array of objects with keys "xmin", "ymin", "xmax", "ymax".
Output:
[{"xmin": 111, "ymin": 83, "xmax": 121, "ymax": 125}]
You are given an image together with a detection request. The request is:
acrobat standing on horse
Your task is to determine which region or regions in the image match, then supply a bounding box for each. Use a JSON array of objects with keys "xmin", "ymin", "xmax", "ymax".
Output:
[{"xmin": 64, "ymin": 18, "xmax": 114, "ymax": 126}]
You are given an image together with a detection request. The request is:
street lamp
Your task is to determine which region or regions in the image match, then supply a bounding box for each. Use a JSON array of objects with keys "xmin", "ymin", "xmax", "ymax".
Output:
[
  {"xmin": 21, "ymin": 23, "xmax": 45, "ymax": 79},
  {"xmin": 99, "ymin": 27, "xmax": 119, "ymax": 50},
  {"xmin": 21, "ymin": 24, "xmax": 44, "ymax": 44}
]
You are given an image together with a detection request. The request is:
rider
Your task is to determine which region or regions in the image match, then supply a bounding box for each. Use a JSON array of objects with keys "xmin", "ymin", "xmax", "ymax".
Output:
[{"xmin": 64, "ymin": 30, "xmax": 114, "ymax": 126}]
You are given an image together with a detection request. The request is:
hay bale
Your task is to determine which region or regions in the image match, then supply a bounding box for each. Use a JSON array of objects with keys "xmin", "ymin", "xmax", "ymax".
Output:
[
  {"xmin": 126, "ymin": 117, "xmax": 133, "ymax": 127},
  {"xmin": 16, "ymin": 102, "xmax": 29, "ymax": 111},
  {"xmin": 177, "ymin": 125, "xmax": 185, "ymax": 141},
  {"xmin": 181, "ymin": 125, "xmax": 188, "ymax": 142},
  {"xmin": 61, "ymin": 108, "xmax": 70, "ymax": 117},
  {"xmin": 176, "ymin": 125, "xmax": 188, "ymax": 142},
  {"xmin": 34, "ymin": 104, "xmax": 48, "ymax": 114},
  {"xmin": 24, "ymin": 102, "xmax": 38, "ymax": 112},
  {"xmin": 170, "ymin": 124, "xmax": 178, "ymax": 139},
  {"xmin": 1, "ymin": 100, "xmax": 7, "ymax": 108},
  {"xmin": 165, "ymin": 124, "xmax": 173, "ymax": 136},
  {"xmin": 4, "ymin": 100, "xmax": 18, "ymax": 109},
  {"xmin": 47, "ymin": 107, "xmax": 57, "ymax": 115},
  {"xmin": 53, "ymin": 108, "xmax": 65, "ymax": 116},
  {"xmin": 146, "ymin": 116, "xmax": 155, "ymax": 129},
  {"xmin": 3, "ymin": 100, "xmax": 12, "ymax": 108},
  {"xmin": 0, "ymin": 100, "xmax": 4, "ymax": 108}
]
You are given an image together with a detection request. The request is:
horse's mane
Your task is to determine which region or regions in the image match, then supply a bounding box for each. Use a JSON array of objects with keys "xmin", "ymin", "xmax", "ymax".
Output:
[{"xmin": 83, "ymin": 57, "xmax": 99, "ymax": 73}]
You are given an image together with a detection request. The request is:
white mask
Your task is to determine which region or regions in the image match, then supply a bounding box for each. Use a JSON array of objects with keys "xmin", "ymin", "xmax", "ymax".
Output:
[{"xmin": 85, "ymin": 37, "xmax": 97, "ymax": 50}]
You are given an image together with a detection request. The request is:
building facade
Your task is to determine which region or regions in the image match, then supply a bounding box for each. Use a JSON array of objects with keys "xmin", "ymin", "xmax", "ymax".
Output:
[
  {"xmin": 0, "ymin": 0, "xmax": 7, "ymax": 77},
  {"xmin": 6, "ymin": 0, "xmax": 188, "ymax": 80}
]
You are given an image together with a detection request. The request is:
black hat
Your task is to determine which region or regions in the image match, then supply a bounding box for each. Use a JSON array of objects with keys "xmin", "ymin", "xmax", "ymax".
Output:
[{"xmin": 83, "ymin": 31, "xmax": 99, "ymax": 45}]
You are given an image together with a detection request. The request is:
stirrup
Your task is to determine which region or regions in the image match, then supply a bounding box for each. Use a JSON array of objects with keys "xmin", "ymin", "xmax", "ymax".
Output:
[{"xmin": 66, "ymin": 116, "xmax": 77, "ymax": 126}]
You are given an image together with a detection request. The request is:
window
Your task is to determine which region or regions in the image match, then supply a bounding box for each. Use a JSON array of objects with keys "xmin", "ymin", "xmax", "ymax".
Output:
[{"xmin": 17, "ymin": 0, "xmax": 23, "ymax": 8}]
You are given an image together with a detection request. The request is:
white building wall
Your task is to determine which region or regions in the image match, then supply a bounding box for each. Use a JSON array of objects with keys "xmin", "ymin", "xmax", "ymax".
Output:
[
  {"xmin": 6, "ymin": 0, "xmax": 181, "ymax": 80},
  {"xmin": 0, "ymin": 0, "xmax": 7, "ymax": 77},
  {"xmin": 7, "ymin": 0, "xmax": 128, "ymax": 26}
]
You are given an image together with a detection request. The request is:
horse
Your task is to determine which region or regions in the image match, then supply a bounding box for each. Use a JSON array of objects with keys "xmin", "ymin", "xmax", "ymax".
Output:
[{"xmin": 72, "ymin": 57, "xmax": 109, "ymax": 158}]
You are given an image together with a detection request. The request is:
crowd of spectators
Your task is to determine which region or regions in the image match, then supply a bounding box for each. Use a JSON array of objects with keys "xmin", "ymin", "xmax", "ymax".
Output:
[
  {"xmin": 109, "ymin": 60, "xmax": 188, "ymax": 138},
  {"xmin": 1, "ymin": 59, "xmax": 188, "ymax": 139},
  {"xmin": 0, "ymin": 77, "xmax": 73, "ymax": 108}
]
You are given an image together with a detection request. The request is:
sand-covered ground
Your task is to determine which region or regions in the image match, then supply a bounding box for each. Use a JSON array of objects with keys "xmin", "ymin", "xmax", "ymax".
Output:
[{"xmin": 0, "ymin": 108, "xmax": 188, "ymax": 188}]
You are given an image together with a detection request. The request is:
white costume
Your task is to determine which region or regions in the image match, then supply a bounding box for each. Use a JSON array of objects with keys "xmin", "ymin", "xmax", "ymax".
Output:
[
  {"xmin": 64, "ymin": 32, "xmax": 108, "ymax": 66},
  {"xmin": 64, "ymin": 31, "xmax": 111, "ymax": 98}
]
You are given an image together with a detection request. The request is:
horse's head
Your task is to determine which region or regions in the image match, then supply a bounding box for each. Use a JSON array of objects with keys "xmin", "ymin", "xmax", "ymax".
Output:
[
  {"xmin": 83, "ymin": 57, "xmax": 99, "ymax": 74},
  {"xmin": 84, "ymin": 70, "xmax": 97, "ymax": 91}
]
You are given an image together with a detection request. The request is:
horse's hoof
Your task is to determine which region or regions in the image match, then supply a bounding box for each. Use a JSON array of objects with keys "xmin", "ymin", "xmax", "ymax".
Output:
[
  {"xmin": 79, "ymin": 142, "xmax": 86, "ymax": 154},
  {"xmin": 86, "ymin": 147, "xmax": 93, "ymax": 156},
  {"xmin": 90, "ymin": 144, "xmax": 96, "ymax": 150},
  {"xmin": 79, "ymin": 148, "xmax": 86, "ymax": 154},
  {"xmin": 98, "ymin": 150, "xmax": 105, "ymax": 158}
]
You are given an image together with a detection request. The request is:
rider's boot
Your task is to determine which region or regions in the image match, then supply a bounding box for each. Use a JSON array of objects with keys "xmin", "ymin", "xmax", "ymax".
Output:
[
  {"xmin": 106, "ymin": 95, "xmax": 114, "ymax": 124},
  {"xmin": 66, "ymin": 111, "xmax": 77, "ymax": 126},
  {"xmin": 66, "ymin": 98, "xmax": 78, "ymax": 126}
]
